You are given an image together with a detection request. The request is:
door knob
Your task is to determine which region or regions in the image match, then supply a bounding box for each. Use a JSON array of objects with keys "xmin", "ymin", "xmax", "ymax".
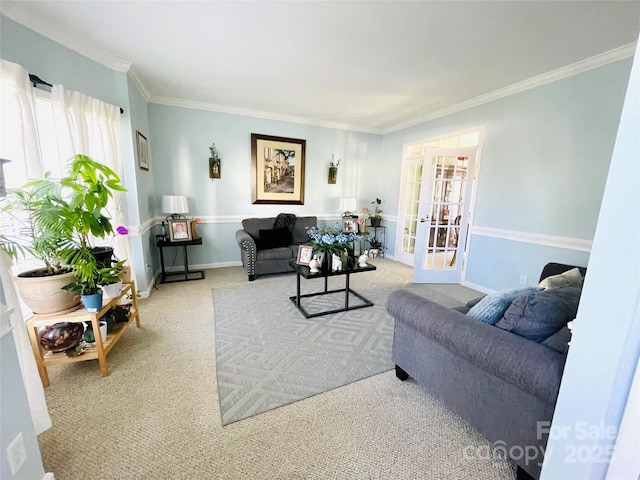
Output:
[{"xmin": 420, "ymin": 216, "xmax": 429, "ymax": 223}]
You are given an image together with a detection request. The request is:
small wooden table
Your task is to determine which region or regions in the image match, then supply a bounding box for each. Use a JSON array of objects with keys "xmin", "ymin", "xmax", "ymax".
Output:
[
  {"xmin": 26, "ymin": 281, "xmax": 141, "ymax": 387},
  {"xmin": 288, "ymin": 260, "xmax": 377, "ymax": 318}
]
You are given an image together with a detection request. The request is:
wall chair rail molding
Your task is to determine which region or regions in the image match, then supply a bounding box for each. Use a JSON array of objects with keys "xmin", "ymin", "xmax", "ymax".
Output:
[{"xmin": 471, "ymin": 226, "xmax": 592, "ymax": 252}]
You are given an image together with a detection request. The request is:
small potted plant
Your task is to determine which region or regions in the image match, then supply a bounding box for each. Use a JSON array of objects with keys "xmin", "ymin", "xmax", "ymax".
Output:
[
  {"xmin": 99, "ymin": 259, "xmax": 127, "ymax": 299},
  {"xmin": 370, "ymin": 198, "xmax": 383, "ymax": 227}
]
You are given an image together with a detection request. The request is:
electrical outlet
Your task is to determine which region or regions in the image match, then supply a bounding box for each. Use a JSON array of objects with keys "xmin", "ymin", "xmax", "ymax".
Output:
[
  {"xmin": 519, "ymin": 275, "xmax": 527, "ymax": 286},
  {"xmin": 6, "ymin": 432, "xmax": 27, "ymax": 476}
]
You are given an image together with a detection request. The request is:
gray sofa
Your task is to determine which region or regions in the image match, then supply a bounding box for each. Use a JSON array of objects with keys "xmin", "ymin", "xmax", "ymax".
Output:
[
  {"xmin": 235, "ymin": 215, "xmax": 317, "ymax": 281},
  {"xmin": 386, "ymin": 263, "xmax": 585, "ymax": 480}
]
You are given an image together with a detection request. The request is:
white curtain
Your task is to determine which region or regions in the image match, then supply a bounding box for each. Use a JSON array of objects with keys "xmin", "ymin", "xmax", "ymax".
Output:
[
  {"xmin": 0, "ymin": 60, "xmax": 52, "ymax": 434},
  {"xmin": 0, "ymin": 60, "xmax": 42, "ymax": 182},
  {"xmin": 50, "ymin": 85, "xmax": 130, "ymax": 263}
]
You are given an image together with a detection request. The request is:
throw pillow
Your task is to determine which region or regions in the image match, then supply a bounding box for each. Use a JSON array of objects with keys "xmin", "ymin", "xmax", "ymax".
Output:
[
  {"xmin": 258, "ymin": 228, "xmax": 291, "ymax": 249},
  {"xmin": 466, "ymin": 286, "xmax": 541, "ymax": 325},
  {"xmin": 495, "ymin": 286, "xmax": 582, "ymax": 342},
  {"xmin": 538, "ymin": 267, "xmax": 584, "ymax": 290}
]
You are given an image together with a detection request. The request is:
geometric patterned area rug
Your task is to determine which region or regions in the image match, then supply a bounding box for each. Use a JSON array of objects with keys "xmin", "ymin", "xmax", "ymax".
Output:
[{"xmin": 213, "ymin": 260, "xmax": 475, "ymax": 425}]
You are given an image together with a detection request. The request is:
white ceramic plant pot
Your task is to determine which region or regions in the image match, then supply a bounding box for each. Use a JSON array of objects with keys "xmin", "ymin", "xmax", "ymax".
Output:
[
  {"xmin": 102, "ymin": 281, "xmax": 123, "ymax": 299},
  {"xmin": 99, "ymin": 321, "xmax": 108, "ymax": 342}
]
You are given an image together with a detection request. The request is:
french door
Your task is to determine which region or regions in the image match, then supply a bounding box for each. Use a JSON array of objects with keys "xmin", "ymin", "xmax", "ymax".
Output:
[{"xmin": 412, "ymin": 147, "xmax": 477, "ymax": 283}]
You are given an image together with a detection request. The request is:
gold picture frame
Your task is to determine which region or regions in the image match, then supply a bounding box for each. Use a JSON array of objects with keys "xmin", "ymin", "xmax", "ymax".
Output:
[
  {"xmin": 168, "ymin": 220, "xmax": 192, "ymax": 242},
  {"xmin": 251, "ymin": 133, "xmax": 306, "ymax": 204}
]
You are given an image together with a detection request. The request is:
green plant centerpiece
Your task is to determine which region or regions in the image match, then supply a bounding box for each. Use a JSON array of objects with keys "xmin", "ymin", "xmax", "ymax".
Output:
[
  {"xmin": 306, "ymin": 223, "xmax": 361, "ymax": 270},
  {"xmin": 370, "ymin": 197, "xmax": 383, "ymax": 227}
]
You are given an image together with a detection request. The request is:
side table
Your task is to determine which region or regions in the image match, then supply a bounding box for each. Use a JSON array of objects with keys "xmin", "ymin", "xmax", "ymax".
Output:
[
  {"xmin": 26, "ymin": 281, "xmax": 141, "ymax": 387},
  {"xmin": 156, "ymin": 236, "xmax": 206, "ymax": 283}
]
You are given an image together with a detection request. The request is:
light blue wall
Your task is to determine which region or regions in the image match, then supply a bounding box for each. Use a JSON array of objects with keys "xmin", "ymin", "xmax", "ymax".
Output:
[
  {"xmin": 0, "ymin": 16, "xmax": 123, "ymax": 109},
  {"xmin": 381, "ymin": 58, "xmax": 631, "ymax": 290},
  {"xmin": 147, "ymin": 103, "xmax": 382, "ymax": 265}
]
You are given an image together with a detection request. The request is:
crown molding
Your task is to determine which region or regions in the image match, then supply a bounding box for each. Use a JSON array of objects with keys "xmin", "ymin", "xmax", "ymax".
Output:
[
  {"xmin": 383, "ymin": 42, "xmax": 637, "ymax": 134},
  {"xmin": 127, "ymin": 66, "xmax": 151, "ymax": 102},
  {"xmin": 147, "ymin": 95, "xmax": 382, "ymax": 135}
]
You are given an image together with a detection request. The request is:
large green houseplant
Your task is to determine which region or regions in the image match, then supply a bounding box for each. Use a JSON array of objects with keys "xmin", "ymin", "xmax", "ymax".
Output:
[
  {"xmin": 1, "ymin": 154, "xmax": 127, "ymax": 313},
  {"xmin": 1, "ymin": 174, "xmax": 79, "ymax": 314}
]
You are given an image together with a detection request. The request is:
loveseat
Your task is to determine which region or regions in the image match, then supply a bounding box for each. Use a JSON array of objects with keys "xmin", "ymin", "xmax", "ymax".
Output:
[
  {"xmin": 386, "ymin": 263, "xmax": 585, "ymax": 479},
  {"xmin": 235, "ymin": 215, "xmax": 317, "ymax": 281}
]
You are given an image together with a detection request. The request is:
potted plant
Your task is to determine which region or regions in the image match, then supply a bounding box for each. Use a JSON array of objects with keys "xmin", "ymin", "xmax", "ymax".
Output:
[
  {"xmin": 328, "ymin": 155, "xmax": 340, "ymax": 184},
  {"xmin": 0, "ymin": 176, "xmax": 80, "ymax": 314},
  {"xmin": 370, "ymin": 198, "xmax": 383, "ymax": 227},
  {"xmin": 368, "ymin": 238, "xmax": 384, "ymax": 257},
  {"xmin": 1, "ymin": 154, "xmax": 127, "ymax": 314},
  {"xmin": 56, "ymin": 155, "xmax": 127, "ymax": 310},
  {"xmin": 99, "ymin": 259, "xmax": 126, "ymax": 299}
]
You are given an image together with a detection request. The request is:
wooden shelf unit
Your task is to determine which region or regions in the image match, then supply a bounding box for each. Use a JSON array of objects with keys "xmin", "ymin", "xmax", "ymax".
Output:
[{"xmin": 27, "ymin": 281, "xmax": 141, "ymax": 387}]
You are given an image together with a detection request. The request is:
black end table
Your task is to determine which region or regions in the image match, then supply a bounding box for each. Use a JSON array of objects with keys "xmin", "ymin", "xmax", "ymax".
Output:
[{"xmin": 156, "ymin": 236, "xmax": 205, "ymax": 283}]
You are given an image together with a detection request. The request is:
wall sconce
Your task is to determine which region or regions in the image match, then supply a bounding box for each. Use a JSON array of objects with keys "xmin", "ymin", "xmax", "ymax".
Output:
[
  {"xmin": 209, "ymin": 143, "xmax": 221, "ymax": 179},
  {"xmin": 328, "ymin": 154, "xmax": 341, "ymax": 184}
]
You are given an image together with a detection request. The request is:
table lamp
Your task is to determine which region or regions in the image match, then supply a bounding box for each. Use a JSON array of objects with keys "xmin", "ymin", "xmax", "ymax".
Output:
[
  {"xmin": 339, "ymin": 197, "xmax": 357, "ymax": 217},
  {"xmin": 162, "ymin": 195, "xmax": 189, "ymax": 222}
]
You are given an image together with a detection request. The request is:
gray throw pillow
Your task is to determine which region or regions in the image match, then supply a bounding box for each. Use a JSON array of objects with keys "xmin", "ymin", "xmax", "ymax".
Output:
[{"xmin": 495, "ymin": 286, "xmax": 582, "ymax": 342}]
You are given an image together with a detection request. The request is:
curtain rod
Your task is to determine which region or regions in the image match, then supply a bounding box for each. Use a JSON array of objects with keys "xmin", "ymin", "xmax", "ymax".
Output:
[{"xmin": 29, "ymin": 73, "xmax": 125, "ymax": 115}]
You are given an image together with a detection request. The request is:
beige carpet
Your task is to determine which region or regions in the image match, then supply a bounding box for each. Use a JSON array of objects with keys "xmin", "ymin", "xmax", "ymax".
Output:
[{"xmin": 37, "ymin": 259, "xmax": 516, "ymax": 479}]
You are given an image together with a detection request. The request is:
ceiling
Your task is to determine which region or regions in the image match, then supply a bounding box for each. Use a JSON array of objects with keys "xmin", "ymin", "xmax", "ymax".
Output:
[{"xmin": 2, "ymin": 1, "xmax": 639, "ymax": 133}]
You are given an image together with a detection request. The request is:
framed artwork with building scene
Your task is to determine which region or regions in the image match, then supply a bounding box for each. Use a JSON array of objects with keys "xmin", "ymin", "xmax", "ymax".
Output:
[{"xmin": 251, "ymin": 133, "xmax": 306, "ymax": 205}]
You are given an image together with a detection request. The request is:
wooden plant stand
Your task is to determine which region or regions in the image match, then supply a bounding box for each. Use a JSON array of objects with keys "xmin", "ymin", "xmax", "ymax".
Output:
[{"xmin": 26, "ymin": 281, "xmax": 141, "ymax": 387}]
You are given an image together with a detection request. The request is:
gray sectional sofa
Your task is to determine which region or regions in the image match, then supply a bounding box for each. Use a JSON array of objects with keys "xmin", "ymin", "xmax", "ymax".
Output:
[
  {"xmin": 235, "ymin": 215, "xmax": 317, "ymax": 281},
  {"xmin": 386, "ymin": 263, "xmax": 585, "ymax": 480}
]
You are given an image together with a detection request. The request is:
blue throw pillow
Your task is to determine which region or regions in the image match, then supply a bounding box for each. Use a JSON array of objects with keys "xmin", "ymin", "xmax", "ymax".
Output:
[{"xmin": 467, "ymin": 287, "xmax": 541, "ymax": 325}]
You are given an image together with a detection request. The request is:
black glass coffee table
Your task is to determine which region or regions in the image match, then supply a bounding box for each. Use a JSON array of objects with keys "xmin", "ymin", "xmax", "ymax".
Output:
[{"xmin": 288, "ymin": 260, "xmax": 377, "ymax": 318}]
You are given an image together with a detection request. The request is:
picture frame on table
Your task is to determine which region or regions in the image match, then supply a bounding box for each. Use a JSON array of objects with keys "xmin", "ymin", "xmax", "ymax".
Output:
[
  {"xmin": 296, "ymin": 245, "xmax": 314, "ymax": 265},
  {"xmin": 251, "ymin": 133, "xmax": 306, "ymax": 205},
  {"xmin": 136, "ymin": 131, "xmax": 149, "ymax": 170},
  {"xmin": 342, "ymin": 216, "xmax": 358, "ymax": 233},
  {"xmin": 169, "ymin": 220, "xmax": 192, "ymax": 242}
]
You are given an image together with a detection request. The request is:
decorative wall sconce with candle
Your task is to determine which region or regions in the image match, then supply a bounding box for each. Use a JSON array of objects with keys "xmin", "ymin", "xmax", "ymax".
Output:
[
  {"xmin": 209, "ymin": 143, "xmax": 221, "ymax": 179},
  {"xmin": 328, "ymin": 154, "xmax": 341, "ymax": 184}
]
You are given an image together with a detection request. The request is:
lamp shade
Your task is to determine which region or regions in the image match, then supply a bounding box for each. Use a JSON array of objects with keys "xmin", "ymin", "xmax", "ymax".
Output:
[
  {"xmin": 161, "ymin": 195, "xmax": 189, "ymax": 214},
  {"xmin": 339, "ymin": 197, "xmax": 357, "ymax": 215}
]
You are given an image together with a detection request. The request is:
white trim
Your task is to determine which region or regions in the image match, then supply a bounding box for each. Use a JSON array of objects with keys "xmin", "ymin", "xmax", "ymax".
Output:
[
  {"xmin": 471, "ymin": 226, "xmax": 592, "ymax": 252},
  {"xmin": 127, "ymin": 66, "xmax": 151, "ymax": 102},
  {"xmin": 383, "ymin": 42, "xmax": 637, "ymax": 134},
  {"xmin": 461, "ymin": 280, "xmax": 494, "ymax": 295},
  {"xmin": 148, "ymin": 95, "xmax": 381, "ymax": 135}
]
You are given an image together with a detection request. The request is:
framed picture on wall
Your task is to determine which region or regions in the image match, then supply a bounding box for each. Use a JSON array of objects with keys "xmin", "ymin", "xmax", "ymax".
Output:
[
  {"xmin": 251, "ymin": 133, "xmax": 306, "ymax": 205},
  {"xmin": 169, "ymin": 220, "xmax": 192, "ymax": 242},
  {"xmin": 136, "ymin": 131, "xmax": 149, "ymax": 170}
]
